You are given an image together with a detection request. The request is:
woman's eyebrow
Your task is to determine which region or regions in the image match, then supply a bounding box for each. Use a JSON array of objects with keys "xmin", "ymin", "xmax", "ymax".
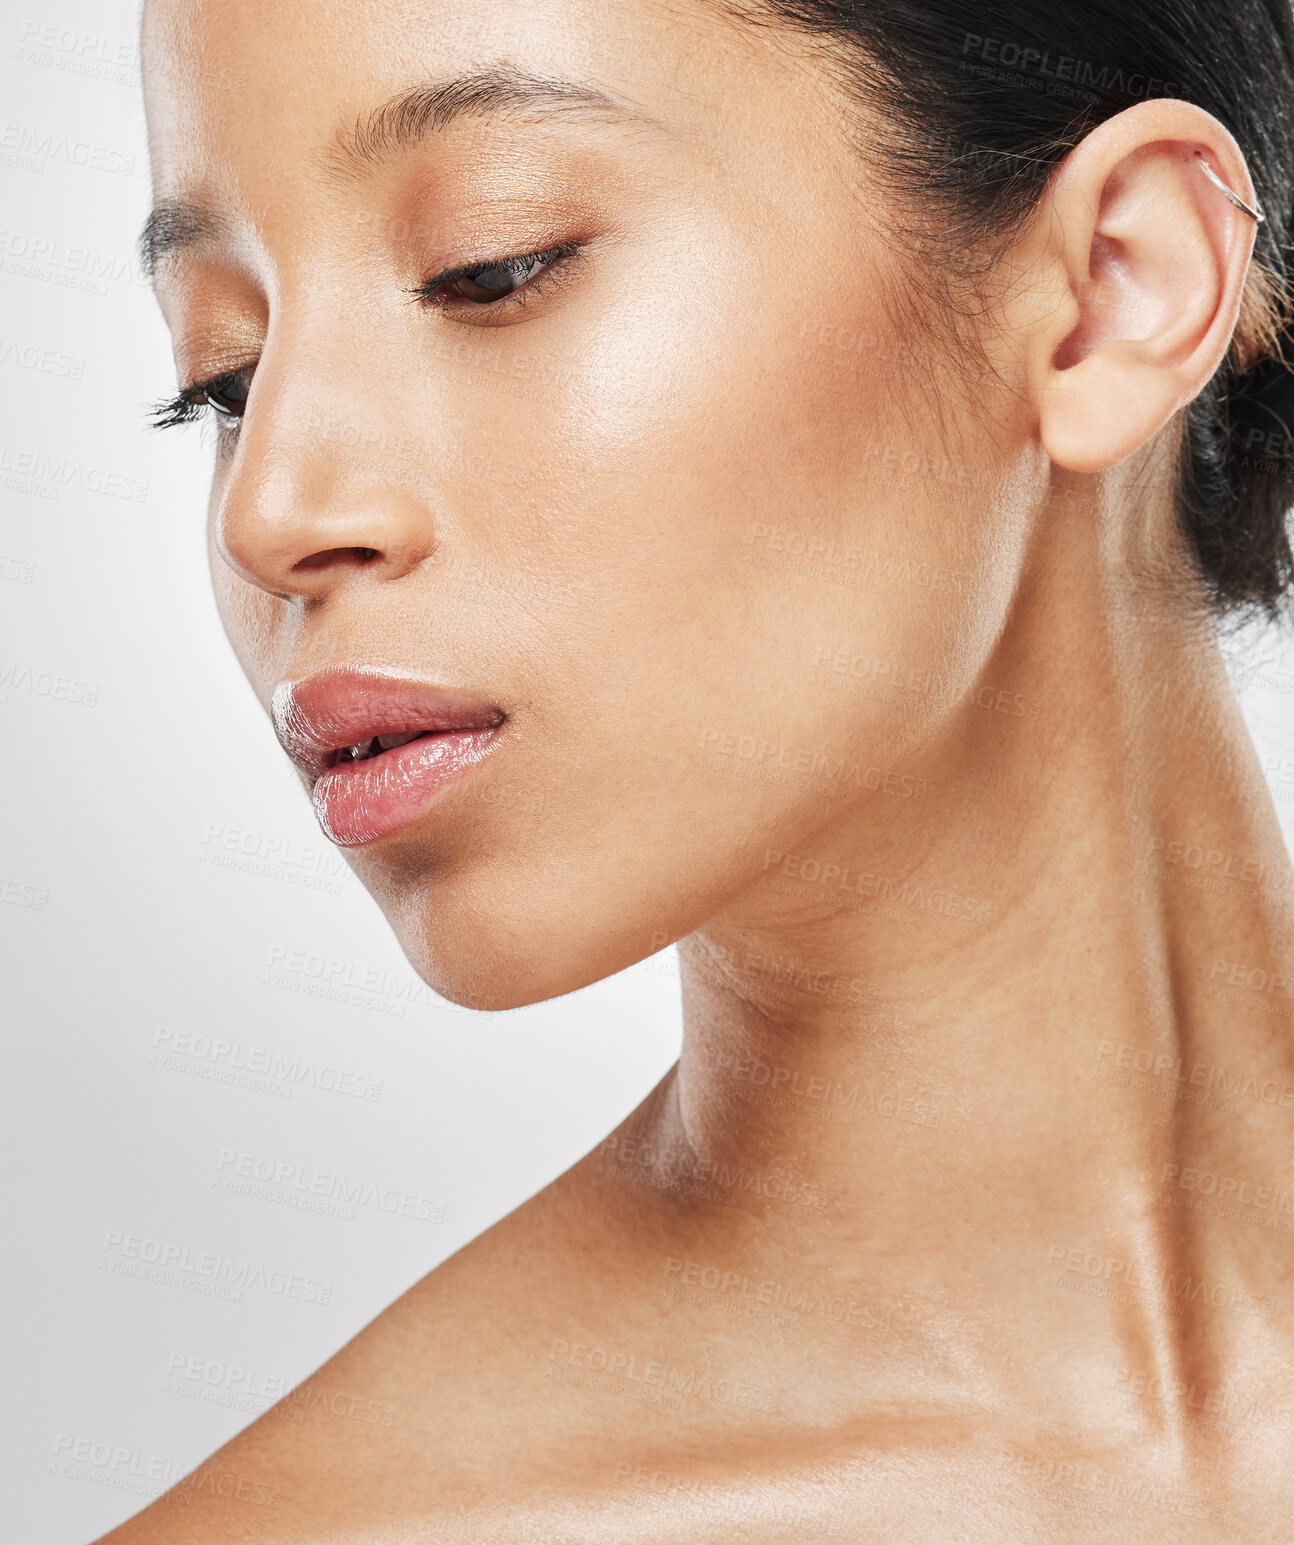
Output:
[
  {"xmin": 138, "ymin": 197, "xmax": 226, "ymax": 283},
  {"xmin": 138, "ymin": 65, "xmax": 672, "ymax": 279},
  {"xmin": 326, "ymin": 64, "xmax": 674, "ymax": 177}
]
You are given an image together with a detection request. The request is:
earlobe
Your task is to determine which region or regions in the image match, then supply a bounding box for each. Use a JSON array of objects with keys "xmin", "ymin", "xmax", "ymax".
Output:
[{"xmin": 1027, "ymin": 101, "xmax": 1261, "ymax": 477}]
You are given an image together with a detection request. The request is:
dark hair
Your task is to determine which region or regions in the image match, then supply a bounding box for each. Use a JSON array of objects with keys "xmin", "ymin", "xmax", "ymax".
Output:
[{"xmin": 733, "ymin": 0, "xmax": 1294, "ymax": 615}]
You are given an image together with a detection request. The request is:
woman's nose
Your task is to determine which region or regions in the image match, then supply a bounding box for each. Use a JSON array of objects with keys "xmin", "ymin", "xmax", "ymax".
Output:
[{"xmin": 212, "ymin": 359, "xmax": 438, "ymax": 601}]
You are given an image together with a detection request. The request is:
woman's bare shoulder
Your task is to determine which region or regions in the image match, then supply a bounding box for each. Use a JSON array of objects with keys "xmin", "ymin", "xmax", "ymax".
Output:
[{"xmin": 90, "ymin": 1147, "xmax": 687, "ymax": 1542}]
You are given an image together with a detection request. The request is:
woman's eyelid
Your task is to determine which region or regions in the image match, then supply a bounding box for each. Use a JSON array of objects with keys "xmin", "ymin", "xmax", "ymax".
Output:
[
  {"xmin": 416, "ymin": 240, "xmax": 582, "ymax": 303},
  {"xmin": 178, "ymin": 360, "xmax": 257, "ymax": 401},
  {"xmin": 423, "ymin": 250, "xmax": 540, "ymax": 290}
]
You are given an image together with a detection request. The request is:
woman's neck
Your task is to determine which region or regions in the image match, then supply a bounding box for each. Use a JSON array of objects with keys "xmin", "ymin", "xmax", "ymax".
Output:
[{"xmin": 649, "ymin": 527, "xmax": 1294, "ymax": 1431}]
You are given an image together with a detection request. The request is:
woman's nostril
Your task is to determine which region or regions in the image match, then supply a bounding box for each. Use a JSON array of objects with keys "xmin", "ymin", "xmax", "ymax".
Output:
[{"xmin": 292, "ymin": 545, "xmax": 383, "ymax": 572}]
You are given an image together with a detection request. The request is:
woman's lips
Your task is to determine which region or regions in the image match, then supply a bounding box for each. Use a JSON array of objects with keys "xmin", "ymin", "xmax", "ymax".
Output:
[
  {"xmin": 271, "ymin": 671, "xmax": 506, "ymax": 847},
  {"xmin": 311, "ymin": 728, "xmax": 501, "ymax": 847}
]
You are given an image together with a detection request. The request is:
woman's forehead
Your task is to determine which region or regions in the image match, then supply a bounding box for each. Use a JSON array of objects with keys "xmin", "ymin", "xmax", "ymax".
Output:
[
  {"xmin": 137, "ymin": 0, "xmax": 842, "ymax": 280},
  {"xmin": 139, "ymin": 0, "xmax": 793, "ymax": 140}
]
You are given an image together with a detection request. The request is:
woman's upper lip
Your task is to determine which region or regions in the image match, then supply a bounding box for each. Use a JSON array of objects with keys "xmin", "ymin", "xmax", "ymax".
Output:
[{"xmin": 271, "ymin": 669, "xmax": 506, "ymax": 780}]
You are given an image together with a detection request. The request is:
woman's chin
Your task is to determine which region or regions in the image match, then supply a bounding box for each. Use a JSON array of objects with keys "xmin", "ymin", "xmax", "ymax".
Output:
[{"xmin": 389, "ymin": 912, "xmax": 609, "ymax": 1014}]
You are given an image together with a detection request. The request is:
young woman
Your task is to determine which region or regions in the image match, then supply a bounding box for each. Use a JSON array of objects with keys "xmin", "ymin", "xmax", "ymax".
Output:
[{"xmin": 105, "ymin": 0, "xmax": 1294, "ymax": 1537}]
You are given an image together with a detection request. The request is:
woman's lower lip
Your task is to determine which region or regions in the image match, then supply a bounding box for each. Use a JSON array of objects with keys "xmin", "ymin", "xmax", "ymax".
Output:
[{"xmin": 311, "ymin": 727, "xmax": 500, "ymax": 847}]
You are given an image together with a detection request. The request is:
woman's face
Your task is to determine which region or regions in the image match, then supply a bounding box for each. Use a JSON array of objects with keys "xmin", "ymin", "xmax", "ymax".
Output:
[{"xmin": 143, "ymin": 0, "xmax": 1031, "ymax": 1008}]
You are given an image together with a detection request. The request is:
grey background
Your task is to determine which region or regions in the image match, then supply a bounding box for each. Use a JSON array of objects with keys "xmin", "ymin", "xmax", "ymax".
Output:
[{"xmin": 1, "ymin": 3, "xmax": 1292, "ymax": 1541}]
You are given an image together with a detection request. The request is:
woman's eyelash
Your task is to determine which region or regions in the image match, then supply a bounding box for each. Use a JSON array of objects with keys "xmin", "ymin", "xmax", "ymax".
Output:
[
  {"xmin": 148, "ymin": 370, "xmax": 250, "ymax": 432},
  {"xmin": 148, "ymin": 385, "xmax": 206, "ymax": 430},
  {"xmin": 410, "ymin": 241, "xmax": 581, "ymax": 307}
]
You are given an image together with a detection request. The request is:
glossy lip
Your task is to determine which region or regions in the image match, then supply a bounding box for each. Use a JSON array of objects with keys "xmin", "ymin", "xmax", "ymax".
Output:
[{"xmin": 272, "ymin": 669, "xmax": 507, "ymax": 847}]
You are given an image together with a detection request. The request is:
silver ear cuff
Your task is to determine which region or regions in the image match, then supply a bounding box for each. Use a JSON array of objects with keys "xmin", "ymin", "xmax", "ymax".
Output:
[{"xmin": 1196, "ymin": 154, "xmax": 1266, "ymax": 224}]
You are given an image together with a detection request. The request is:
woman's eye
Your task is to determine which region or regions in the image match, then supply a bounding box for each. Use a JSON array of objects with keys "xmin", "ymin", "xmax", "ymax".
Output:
[
  {"xmin": 416, "ymin": 244, "xmax": 576, "ymax": 311},
  {"xmin": 148, "ymin": 367, "xmax": 255, "ymax": 434},
  {"xmin": 203, "ymin": 372, "xmax": 252, "ymax": 419},
  {"xmin": 446, "ymin": 253, "xmax": 550, "ymax": 304}
]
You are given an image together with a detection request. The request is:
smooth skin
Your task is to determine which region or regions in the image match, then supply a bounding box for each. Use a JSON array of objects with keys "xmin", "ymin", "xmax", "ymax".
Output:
[{"xmin": 102, "ymin": 0, "xmax": 1294, "ymax": 1538}]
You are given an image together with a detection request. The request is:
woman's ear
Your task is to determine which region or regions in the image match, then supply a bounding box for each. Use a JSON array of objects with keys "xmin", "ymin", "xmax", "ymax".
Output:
[{"xmin": 1012, "ymin": 99, "xmax": 1262, "ymax": 475}]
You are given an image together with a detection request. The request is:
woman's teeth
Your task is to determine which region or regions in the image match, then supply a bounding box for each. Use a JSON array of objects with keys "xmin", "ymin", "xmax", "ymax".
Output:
[{"xmin": 334, "ymin": 731, "xmax": 427, "ymax": 765}]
